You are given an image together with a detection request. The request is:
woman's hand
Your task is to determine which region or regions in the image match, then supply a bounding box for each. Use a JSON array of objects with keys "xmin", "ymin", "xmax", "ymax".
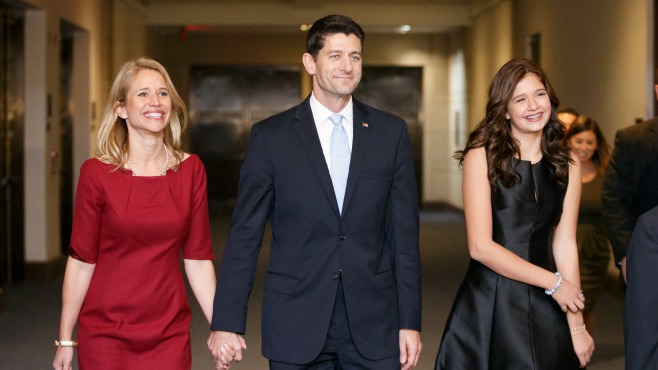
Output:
[
  {"xmin": 53, "ymin": 347, "xmax": 74, "ymax": 370},
  {"xmin": 572, "ymin": 328, "xmax": 595, "ymax": 368},
  {"xmin": 551, "ymin": 278, "xmax": 585, "ymax": 312}
]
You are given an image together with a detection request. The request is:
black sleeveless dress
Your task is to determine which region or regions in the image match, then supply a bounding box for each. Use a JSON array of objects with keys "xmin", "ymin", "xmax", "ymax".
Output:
[{"xmin": 435, "ymin": 157, "xmax": 580, "ymax": 370}]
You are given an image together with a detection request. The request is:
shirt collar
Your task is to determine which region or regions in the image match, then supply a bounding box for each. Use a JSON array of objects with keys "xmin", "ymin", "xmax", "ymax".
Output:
[{"xmin": 310, "ymin": 93, "xmax": 353, "ymax": 128}]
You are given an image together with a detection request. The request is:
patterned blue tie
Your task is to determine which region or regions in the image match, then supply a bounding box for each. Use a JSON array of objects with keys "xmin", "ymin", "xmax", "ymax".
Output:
[{"xmin": 329, "ymin": 113, "xmax": 350, "ymax": 214}]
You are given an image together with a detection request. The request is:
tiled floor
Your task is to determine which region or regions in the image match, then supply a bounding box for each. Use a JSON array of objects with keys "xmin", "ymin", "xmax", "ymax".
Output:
[{"xmin": 0, "ymin": 209, "xmax": 625, "ymax": 369}]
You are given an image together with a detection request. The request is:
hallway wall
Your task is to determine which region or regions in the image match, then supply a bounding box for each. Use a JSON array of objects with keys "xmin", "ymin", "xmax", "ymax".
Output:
[{"xmin": 465, "ymin": 0, "xmax": 514, "ymax": 138}]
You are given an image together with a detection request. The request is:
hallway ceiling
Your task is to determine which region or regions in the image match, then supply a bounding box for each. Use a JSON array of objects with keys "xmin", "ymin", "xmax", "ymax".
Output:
[
  {"xmin": 141, "ymin": 0, "xmax": 474, "ymax": 34},
  {"xmin": 142, "ymin": 0, "xmax": 470, "ymax": 3}
]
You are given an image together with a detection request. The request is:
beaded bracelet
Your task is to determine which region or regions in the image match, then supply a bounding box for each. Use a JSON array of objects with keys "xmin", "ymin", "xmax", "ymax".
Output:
[
  {"xmin": 570, "ymin": 324, "xmax": 587, "ymax": 336},
  {"xmin": 544, "ymin": 272, "xmax": 562, "ymax": 295}
]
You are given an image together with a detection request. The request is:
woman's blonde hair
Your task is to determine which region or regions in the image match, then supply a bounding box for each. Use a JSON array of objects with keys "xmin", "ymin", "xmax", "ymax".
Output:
[{"xmin": 95, "ymin": 57, "xmax": 187, "ymax": 169}]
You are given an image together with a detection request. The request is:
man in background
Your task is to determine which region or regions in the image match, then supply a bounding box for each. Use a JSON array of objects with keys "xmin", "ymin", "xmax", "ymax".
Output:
[{"xmin": 602, "ymin": 70, "xmax": 658, "ymax": 283}]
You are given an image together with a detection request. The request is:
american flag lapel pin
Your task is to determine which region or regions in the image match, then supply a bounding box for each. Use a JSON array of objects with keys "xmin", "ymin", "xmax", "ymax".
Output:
[{"xmin": 362, "ymin": 122, "xmax": 369, "ymax": 128}]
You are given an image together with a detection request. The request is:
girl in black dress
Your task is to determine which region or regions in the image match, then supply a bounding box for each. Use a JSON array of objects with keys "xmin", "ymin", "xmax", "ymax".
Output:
[{"xmin": 435, "ymin": 59, "xmax": 595, "ymax": 369}]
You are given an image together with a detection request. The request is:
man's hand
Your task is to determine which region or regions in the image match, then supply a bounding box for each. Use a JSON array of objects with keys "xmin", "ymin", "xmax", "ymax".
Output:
[
  {"xmin": 399, "ymin": 329, "xmax": 422, "ymax": 370},
  {"xmin": 207, "ymin": 331, "xmax": 247, "ymax": 370}
]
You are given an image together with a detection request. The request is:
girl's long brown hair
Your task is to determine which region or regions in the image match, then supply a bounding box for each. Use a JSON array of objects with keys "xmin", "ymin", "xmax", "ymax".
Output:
[{"xmin": 455, "ymin": 58, "xmax": 572, "ymax": 190}]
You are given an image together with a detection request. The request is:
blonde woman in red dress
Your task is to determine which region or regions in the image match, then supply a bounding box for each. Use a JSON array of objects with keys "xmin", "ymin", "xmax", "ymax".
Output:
[{"xmin": 53, "ymin": 57, "xmax": 230, "ymax": 369}]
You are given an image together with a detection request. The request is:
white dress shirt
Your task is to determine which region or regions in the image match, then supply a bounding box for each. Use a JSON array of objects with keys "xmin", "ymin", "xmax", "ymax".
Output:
[{"xmin": 309, "ymin": 93, "xmax": 354, "ymax": 174}]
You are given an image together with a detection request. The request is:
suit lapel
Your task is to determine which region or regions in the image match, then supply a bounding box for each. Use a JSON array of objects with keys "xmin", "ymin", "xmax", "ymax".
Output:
[
  {"xmin": 293, "ymin": 98, "xmax": 342, "ymax": 217},
  {"xmin": 342, "ymin": 100, "xmax": 371, "ymax": 217}
]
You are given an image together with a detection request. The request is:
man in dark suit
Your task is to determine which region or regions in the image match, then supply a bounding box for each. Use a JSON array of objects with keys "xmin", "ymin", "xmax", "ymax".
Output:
[
  {"xmin": 207, "ymin": 14, "xmax": 422, "ymax": 370},
  {"xmin": 602, "ymin": 71, "xmax": 658, "ymax": 282},
  {"xmin": 624, "ymin": 205, "xmax": 658, "ymax": 369}
]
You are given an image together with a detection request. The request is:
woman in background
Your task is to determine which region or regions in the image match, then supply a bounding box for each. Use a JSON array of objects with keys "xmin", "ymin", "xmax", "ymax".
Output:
[
  {"xmin": 52, "ymin": 57, "xmax": 228, "ymax": 369},
  {"xmin": 565, "ymin": 115, "xmax": 612, "ymax": 336},
  {"xmin": 435, "ymin": 59, "xmax": 594, "ymax": 369}
]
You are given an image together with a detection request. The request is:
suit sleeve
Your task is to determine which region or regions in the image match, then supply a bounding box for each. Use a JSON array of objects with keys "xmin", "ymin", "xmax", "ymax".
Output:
[
  {"xmin": 602, "ymin": 129, "xmax": 635, "ymax": 263},
  {"xmin": 210, "ymin": 125, "xmax": 274, "ymax": 333},
  {"xmin": 624, "ymin": 207, "xmax": 658, "ymax": 370},
  {"xmin": 388, "ymin": 121, "xmax": 422, "ymax": 331}
]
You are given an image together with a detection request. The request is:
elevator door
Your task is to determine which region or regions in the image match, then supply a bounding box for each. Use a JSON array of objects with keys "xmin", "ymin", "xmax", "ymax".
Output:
[
  {"xmin": 355, "ymin": 66, "xmax": 423, "ymax": 199},
  {"xmin": 59, "ymin": 21, "xmax": 75, "ymax": 253},
  {"xmin": 1, "ymin": 8, "xmax": 26, "ymax": 286},
  {"xmin": 188, "ymin": 65, "xmax": 301, "ymax": 205}
]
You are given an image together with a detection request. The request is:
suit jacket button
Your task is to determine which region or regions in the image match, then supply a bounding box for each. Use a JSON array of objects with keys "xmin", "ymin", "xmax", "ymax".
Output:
[
  {"xmin": 339, "ymin": 235, "xmax": 346, "ymax": 241},
  {"xmin": 331, "ymin": 273, "xmax": 339, "ymax": 280}
]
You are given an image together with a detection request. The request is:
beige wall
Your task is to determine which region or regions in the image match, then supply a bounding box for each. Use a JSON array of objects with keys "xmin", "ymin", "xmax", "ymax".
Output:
[
  {"xmin": 23, "ymin": 9, "xmax": 49, "ymax": 263},
  {"xmin": 112, "ymin": 0, "xmax": 147, "ymax": 74},
  {"xmin": 465, "ymin": 0, "xmax": 514, "ymax": 134}
]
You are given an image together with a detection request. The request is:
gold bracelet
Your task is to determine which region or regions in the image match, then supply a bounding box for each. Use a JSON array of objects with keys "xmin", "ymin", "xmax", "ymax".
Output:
[
  {"xmin": 570, "ymin": 324, "xmax": 587, "ymax": 336},
  {"xmin": 54, "ymin": 340, "xmax": 78, "ymax": 348}
]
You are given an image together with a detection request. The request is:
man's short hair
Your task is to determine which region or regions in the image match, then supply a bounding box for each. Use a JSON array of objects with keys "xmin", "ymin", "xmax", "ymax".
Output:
[{"xmin": 306, "ymin": 15, "xmax": 365, "ymax": 59}]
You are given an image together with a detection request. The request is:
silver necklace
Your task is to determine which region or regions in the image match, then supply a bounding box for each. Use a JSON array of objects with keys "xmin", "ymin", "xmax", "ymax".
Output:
[{"xmin": 125, "ymin": 143, "xmax": 169, "ymax": 176}]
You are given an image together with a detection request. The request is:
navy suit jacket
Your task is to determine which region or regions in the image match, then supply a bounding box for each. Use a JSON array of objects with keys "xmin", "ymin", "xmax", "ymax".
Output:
[
  {"xmin": 602, "ymin": 118, "xmax": 658, "ymax": 263},
  {"xmin": 210, "ymin": 96, "xmax": 422, "ymax": 364},
  {"xmin": 624, "ymin": 205, "xmax": 658, "ymax": 370}
]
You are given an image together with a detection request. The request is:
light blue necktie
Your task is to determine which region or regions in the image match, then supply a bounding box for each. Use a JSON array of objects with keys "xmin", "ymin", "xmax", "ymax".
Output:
[{"xmin": 329, "ymin": 113, "xmax": 350, "ymax": 214}]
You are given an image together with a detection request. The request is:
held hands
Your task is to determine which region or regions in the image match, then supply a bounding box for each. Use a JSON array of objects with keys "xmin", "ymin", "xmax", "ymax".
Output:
[
  {"xmin": 399, "ymin": 329, "xmax": 422, "ymax": 370},
  {"xmin": 207, "ymin": 331, "xmax": 247, "ymax": 370},
  {"xmin": 550, "ymin": 278, "xmax": 585, "ymax": 313}
]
